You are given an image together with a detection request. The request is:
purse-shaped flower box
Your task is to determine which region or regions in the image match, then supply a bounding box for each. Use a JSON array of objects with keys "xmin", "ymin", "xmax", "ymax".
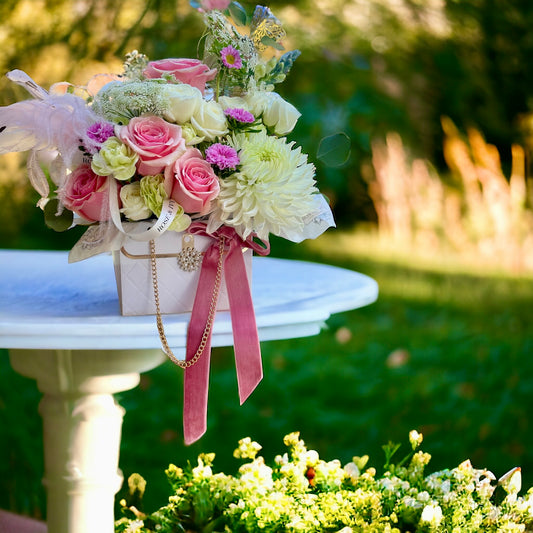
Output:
[{"xmin": 0, "ymin": 2, "xmax": 335, "ymax": 443}]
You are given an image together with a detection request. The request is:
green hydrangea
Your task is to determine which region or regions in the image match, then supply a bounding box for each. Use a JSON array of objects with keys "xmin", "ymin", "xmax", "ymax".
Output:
[
  {"xmin": 139, "ymin": 174, "xmax": 191, "ymax": 232},
  {"xmin": 140, "ymin": 174, "xmax": 191, "ymax": 232},
  {"xmin": 139, "ymin": 175, "xmax": 167, "ymax": 215},
  {"xmin": 91, "ymin": 136, "xmax": 138, "ymax": 181}
]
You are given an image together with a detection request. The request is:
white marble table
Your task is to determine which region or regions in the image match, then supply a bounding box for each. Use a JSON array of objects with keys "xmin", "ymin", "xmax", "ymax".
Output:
[{"xmin": 0, "ymin": 249, "xmax": 378, "ymax": 533}]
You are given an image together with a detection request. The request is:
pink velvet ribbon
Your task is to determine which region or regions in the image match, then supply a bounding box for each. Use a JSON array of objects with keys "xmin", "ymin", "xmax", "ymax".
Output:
[{"xmin": 183, "ymin": 222, "xmax": 270, "ymax": 444}]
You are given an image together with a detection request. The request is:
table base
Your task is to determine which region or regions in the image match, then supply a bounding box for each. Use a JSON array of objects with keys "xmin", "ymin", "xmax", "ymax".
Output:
[{"xmin": 9, "ymin": 348, "xmax": 166, "ymax": 533}]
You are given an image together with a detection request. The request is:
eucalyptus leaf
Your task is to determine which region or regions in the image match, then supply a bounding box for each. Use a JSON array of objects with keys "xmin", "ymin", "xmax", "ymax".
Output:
[
  {"xmin": 43, "ymin": 198, "xmax": 73, "ymax": 232},
  {"xmin": 229, "ymin": 2, "xmax": 248, "ymax": 26},
  {"xmin": 260, "ymin": 36, "xmax": 285, "ymax": 51},
  {"xmin": 270, "ymin": 50, "xmax": 301, "ymax": 77},
  {"xmin": 317, "ymin": 132, "xmax": 351, "ymax": 167}
]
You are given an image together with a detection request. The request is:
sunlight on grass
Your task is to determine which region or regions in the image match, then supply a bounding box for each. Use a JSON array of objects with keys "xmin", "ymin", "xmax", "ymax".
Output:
[
  {"xmin": 303, "ymin": 227, "xmax": 533, "ymax": 308},
  {"xmin": 306, "ymin": 227, "xmax": 533, "ymax": 278}
]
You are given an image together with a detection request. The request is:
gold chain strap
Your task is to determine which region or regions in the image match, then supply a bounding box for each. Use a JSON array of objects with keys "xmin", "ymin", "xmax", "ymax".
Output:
[{"xmin": 149, "ymin": 236, "xmax": 225, "ymax": 369}]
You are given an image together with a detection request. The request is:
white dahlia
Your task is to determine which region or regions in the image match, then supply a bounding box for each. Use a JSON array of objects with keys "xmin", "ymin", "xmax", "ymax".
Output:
[{"xmin": 211, "ymin": 130, "xmax": 318, "ymax": 240}]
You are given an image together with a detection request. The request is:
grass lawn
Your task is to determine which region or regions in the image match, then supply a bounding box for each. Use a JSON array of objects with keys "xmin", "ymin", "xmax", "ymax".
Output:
[{"xmin": 1, "ymin": 227, "xmax": 533, "ymax": 519}]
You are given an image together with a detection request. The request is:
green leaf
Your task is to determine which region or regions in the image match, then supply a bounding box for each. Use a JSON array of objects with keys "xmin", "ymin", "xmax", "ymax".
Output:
[
  {"xmin": 382, "ymin": 441, "xmax": 402, "ymax": 469},
  {"xmin": 43, "ymin": 198, "xmax": 73, "ymax": 232},
  {"xmin": 260, "ymin": 36, "xmax": 285, "ymax": 51},
  {"xmin": 353, "ymin": 455, "xmax": 369, "ymax": 471},
  {"xmin": 317, "ymin": 132, "xmax": 351, "ymax": 167},
  {"xmin": 228, "ymin": 2, "xmax": 247, "ymax": 26},
  {"xmin": 197, "ymin": 33, "xmax": 208, "ymax": 59}
]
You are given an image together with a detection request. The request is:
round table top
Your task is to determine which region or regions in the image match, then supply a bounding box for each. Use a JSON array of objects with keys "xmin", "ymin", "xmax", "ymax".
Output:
[{"xmin": 0, "ymin": 249, "xmax": 378, "ymax": 351}]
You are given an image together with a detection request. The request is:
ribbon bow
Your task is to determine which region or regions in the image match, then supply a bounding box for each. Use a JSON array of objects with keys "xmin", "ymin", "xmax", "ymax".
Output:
[{"xmin": 183, "ymin": 222, "xmax": 270, "ymax": 444}]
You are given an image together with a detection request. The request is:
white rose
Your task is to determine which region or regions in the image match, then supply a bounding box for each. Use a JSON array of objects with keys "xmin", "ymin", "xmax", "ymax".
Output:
[
  {"xmin": 161, "ymin": 83, "xmax": 203, "ymax": 124},
  {"xmin": 244, "ymin": 91, "xmax": 271, "ymax": 116},
  {"xmin": 262, "ymin": 93, "xmax": 301, "ymax": 135},
  {"xmin": 119, "ymin": 182, "xmax": 151, "ymax": 221},
  {"xmin": 218, "ymin": 95, "xmax": 248, "ymax": 111},
  {"xmin": 190, "ymin": 100, "xmax": 228, "ymax": 141},
  {"xmin": 245, "ymin": 91, "xmax": 301, "ymax": 135}
]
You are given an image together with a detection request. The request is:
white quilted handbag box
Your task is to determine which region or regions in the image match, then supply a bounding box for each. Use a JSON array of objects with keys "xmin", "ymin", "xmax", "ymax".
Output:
[{"xmin": 112, "ymin": 230, "xmax": 252, "ymax": 316}]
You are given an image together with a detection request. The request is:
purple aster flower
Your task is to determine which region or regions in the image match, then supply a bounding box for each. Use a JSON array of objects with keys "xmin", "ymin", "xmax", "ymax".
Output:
[
  {"xmin": 84, "ymin": 122, "xmax": 115, "ymax": 154},
  {"xmin": 87, "ymin": 122, "xmax": 115, "ymax": 144},
  {"xmin": 205, "ymin": 143, "xmax": 240, "ymax": 170},
  {"xmin": 225, "ymin": 108, "xmax": 255, "ymax": 123},
  {"xmin": 220, "ymin": 46, "xmax": 243, "ymax": 69}
]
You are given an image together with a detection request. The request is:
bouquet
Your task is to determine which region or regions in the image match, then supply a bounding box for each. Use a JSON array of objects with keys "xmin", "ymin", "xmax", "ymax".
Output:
[
  {"xmin": 0, "ymin": 0, "xmax": 334, "ymax": 258},
  {"xmin": 0, "ymin": 0, "xmax": 335, "ymax": 443}
]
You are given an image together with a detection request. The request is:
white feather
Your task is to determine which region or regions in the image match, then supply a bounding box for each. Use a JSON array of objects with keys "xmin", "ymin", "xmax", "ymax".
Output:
[
  {"xmin": 0, "ymin": 93, "xmax": 98, "ymax": 167},
  {"xmin": 27, "ymin": 150, "xmax": 49, "ymax": 200},
  {"xmin": 0, "ymin": 71, "xmax": 100, "ymax": 201},
  {"xmin": 6, "ymin": 70, "xmax": 48, "ymax": 100}
]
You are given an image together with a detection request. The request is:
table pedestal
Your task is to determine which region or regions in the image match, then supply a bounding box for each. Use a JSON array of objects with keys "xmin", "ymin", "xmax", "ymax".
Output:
[{"xmin": 9, "ymin": 348, "xmax": 166, "ymax": 533}]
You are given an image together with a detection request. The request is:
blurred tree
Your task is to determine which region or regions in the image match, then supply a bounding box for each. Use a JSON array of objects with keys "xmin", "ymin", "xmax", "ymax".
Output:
[
  {"xmin": 279, "ymin": 0, "xmax": 533, "ymax": 223},
  {"xmin": 445, "ymin": 0, "xmax": 533, "ymax": 142}
]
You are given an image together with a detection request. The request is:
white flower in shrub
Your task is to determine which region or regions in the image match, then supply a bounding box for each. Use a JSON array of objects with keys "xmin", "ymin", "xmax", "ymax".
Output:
[
  {"xmin": 420, "ymin": 502, "xmax": 444, "ymax": 527},
  {"xmin": 409, "ymin": 429, "xmax": 423, "ymax": 449}
]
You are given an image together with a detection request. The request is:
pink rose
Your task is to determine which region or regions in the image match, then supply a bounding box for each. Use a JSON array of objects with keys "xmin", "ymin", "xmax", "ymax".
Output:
[
  {"xmin": 61, "ymin": 164, "xmax": 112, "ymax": 222},
  {"xmin": 143, "ymin": 58, "xmax": 217, "ymax": 94},
  {"xmin": 200, "ymin": 0, "xmax": 231, "ymax": 10},
  {"xmin": 164, "ymin": 148, "xmax": 220, "ymax": 215},
  {"xmin": 117, "ymin": 116, "xmax": 186, "ymax": 176}
]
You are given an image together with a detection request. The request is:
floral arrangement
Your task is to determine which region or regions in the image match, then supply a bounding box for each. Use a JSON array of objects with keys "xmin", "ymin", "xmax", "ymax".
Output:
[
  {"xmin": 0, "ymin": 0, "xmax": 334, "ymax": 252},
  {"xmin": 115, "ymin": 431, "xmax": 533, "ymax": 533},
  {"xmin": 0, "ymin": 0, "xmax": 340, "ymax": 446}
]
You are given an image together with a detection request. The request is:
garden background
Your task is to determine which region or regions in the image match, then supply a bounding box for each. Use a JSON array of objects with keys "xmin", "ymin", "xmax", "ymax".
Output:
[{"xmin": 1, "ymin": 0, "xmax": 533, "ymax": 521}]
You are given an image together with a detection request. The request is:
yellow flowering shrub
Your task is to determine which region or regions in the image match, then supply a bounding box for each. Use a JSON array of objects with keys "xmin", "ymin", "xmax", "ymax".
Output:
[{"xmin": 115, "ymin": 432, "xmax": 533, "ymax": 533}]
